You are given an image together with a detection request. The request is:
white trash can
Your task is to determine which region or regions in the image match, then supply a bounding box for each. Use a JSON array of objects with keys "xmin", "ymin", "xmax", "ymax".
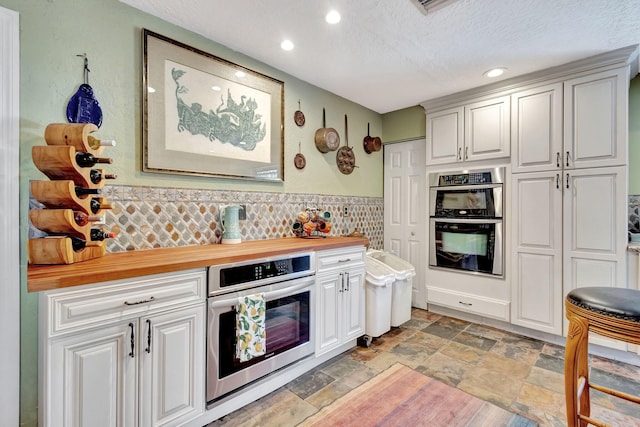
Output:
[
  {"xmin": 364, "ymin": 257, "xmax": 395, "ymax": 338},
  {"xmin": 366, "ymin": 250, "xmax": 416, "ymax": 327}
]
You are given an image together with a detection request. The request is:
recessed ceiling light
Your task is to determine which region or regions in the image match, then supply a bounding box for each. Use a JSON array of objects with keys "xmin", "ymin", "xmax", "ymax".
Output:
[
  {"xmin": 325, "ymin": 10, "xmax": 341, "ymax": 24},
  {"xmin": 235, "ymin": 70, "xmax": 246, "ymax": 78},
  {"xmin": 483, "ymin": 67, "xmax": 506, "ymax": 78},
  {"xmin": 280, "ymin": 40, "xmax": 294, "ymax": 51},
  {"xmin": 147, "ymin": 86, "xmax": 156, "ymax": 93},
  {"xmin": 211, "ymin": 85, "xmax": 221, "ymax": 91}
]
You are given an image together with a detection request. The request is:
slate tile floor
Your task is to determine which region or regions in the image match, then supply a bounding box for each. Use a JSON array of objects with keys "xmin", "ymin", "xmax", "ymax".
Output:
[{"xmin": 208, "ymin": 309, "xmax": 640, "ymax": 426}]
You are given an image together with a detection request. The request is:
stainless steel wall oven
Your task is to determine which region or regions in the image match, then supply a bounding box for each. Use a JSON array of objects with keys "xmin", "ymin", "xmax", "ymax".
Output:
[
  {"xmin": 207, "ymin": 253, "xmax": 315, "ymax": 404},
  {"xmin": 429, "ymin": 167, "xmax": 505, "ymax": 276}
]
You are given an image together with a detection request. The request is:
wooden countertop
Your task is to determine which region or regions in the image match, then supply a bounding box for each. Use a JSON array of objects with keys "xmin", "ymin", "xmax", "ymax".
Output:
[{"xmin": 27, "ymin": 236, "xmax": 368, "ymax": 293}]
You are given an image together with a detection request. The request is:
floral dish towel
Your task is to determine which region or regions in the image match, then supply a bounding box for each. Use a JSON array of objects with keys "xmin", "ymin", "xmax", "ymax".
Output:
[{"xmin": 236, "ymin": 293, "xmax": 266, "ymax": 362}]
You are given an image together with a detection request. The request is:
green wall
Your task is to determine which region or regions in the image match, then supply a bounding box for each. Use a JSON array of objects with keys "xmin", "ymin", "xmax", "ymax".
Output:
[
  {"xmin": 629, "ymin": 76, "xmax": 640, "ymax": 194},
  {"xmin": 2, "ymin": 0, "xmax": 384, "ymax": 425},
  {"xmin": 381, "ymin": 105, "xmax": 426, "ymax": 144}
]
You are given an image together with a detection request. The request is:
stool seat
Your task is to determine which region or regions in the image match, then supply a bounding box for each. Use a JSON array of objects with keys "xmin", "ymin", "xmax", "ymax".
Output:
[
  {"xmin": 567, "ymin": 287, "xmax": 640, "ymax": 322},
  {"xmin": 564, "ymin": 287, "xmax": 640, "ymax": 427}
]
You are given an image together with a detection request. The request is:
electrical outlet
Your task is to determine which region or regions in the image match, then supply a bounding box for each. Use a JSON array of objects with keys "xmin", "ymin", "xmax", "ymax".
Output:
[
  {"xmin": 343, "ymin": 206, "xmax": 349, "ymax": 216},
  {"xmin": 238, "ymin": 205, "xmax": 246, "ymax": 220}
]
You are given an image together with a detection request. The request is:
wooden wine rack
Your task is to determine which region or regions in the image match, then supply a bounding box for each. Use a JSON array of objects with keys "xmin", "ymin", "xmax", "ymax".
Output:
[{"xmin": 28, "ymin": 123, "xmax": 115, "ymax": 265}]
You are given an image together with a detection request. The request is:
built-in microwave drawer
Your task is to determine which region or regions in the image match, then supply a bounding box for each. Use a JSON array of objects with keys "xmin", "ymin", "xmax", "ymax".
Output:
[
  {"xmin": 41, "ymin": 269, "xmax": 206, "ymax": 337},
  {"xmin": 316, "ymin": 247, "xmax": 365, "ymax": 272}
]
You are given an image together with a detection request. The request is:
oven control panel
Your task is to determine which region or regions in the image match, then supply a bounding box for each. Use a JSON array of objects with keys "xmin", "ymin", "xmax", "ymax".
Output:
[
  {"xmin": 209, "ymin": 253, "xmax": 314, "ymax": 292},
  {"xmin": 438, "ymin": 171, "xmax": 490, "ymax": 186}
]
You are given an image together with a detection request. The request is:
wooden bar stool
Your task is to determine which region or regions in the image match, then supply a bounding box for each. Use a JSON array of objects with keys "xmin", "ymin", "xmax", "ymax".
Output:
[{"xmin": 564, "ymin": 287, "xmax": 640, "ymax": 427}]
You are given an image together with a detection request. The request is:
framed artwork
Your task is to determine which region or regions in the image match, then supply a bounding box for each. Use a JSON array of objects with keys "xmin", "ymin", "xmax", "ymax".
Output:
[{"xmin": 142, "ymin": 29, "xmax": 284, "ymax": 181}]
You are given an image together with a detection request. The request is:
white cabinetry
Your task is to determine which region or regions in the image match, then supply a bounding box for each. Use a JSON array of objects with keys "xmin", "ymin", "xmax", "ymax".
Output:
[
  {"xmin": 40, "ymin": 269, "xmax": 206, "ymax": 427},
  {"xmin": 315, "ymin": 247, "xmax": 365, "ymax": 356},
  {"xmin": 511, "ymin": 65, "xmax": 630, "ymax": 337},
  {"xmin": 426, "ymin": 96, "xmax": 510, "ymax": 165}
]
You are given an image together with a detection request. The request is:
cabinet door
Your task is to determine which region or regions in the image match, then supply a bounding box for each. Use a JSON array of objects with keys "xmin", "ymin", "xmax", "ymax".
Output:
[
  {"xmin": 315, "ymin": 273, "xmax": 341, "ymax": 355},
  {"xmin": 426, "ymin": 106, "xmax": 463, "ymax": 165},
  {"xmin": 342, "ymin": 267, "xmax": 365, "ymax": 342},
  {"xmin": 563, "ymin": 167, "xmax": 628, "ymax": 348},
  {"xmin": 511, "ymin": 83, "xmax": 563, "ymax": 173},
  {"xmin": 564, "ymin": 68, "xmax": 628, "ymax": 169},
  {"xmin": 465, "ymin": 96, "xmax": 511, "ymax": 162},
  {"xmin": 563, "ymin": 166, "xmax": 627, "ymax": 293},
  {"xmin": 48, "ymin": 321, "xmax": 137, "ymax": 427},
  {"xmin": 139, "ymin": 305, "xmax": 205, "ymax": 427},
  {"xmin": 510, "ymin": 172, "xmax": 563, "ymax": 335}
]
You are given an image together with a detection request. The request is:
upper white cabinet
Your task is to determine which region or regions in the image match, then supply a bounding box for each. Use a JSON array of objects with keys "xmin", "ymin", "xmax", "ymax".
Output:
[
  {"xmin": 564, "ymin": 68, "xmax": 628, "ymax": 169},
  {"xmin": 511, "ymin": 83, "xmax": 563, "ymax": 173},
  {"xmin": 426, "ymin": 96, "xmax": 510, "ymax": 165},
  {"xmin": 512, "ymin": 68, "xmax": 628, "ymax": 173}
]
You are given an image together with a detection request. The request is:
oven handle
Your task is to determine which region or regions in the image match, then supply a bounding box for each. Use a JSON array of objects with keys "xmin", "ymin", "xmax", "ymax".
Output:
[
  {"xmin": 430, "ymin": 217, "xmax": 502, "ymax": 224},
  {"xmin": 208, "ymin": 277, "xmax": 314, "ymax": 308},
  {"xmin": 429, "ymin": 183, "xmax": 502, "ymax": 191}
]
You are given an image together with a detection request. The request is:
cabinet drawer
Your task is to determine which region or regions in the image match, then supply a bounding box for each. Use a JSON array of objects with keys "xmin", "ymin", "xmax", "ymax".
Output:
[
  {"xmin": 42, "ymin": 269, "xmax": 206, "ymax": 336},
  {"xmin": 427, "ymin": 286, "xmax": 510, "ymax": 321},
  {"xmin": 316, "ymin": 247, "xmax": 365, "ymax": 272}
]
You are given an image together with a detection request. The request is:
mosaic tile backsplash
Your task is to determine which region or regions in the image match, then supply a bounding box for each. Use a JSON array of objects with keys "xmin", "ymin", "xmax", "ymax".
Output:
[
  {"xmin": 629, "ymin": 195, "xmax": 640, "ymax": 235},
  {"xmin": 30, "ymin": 185, "xmax": 384, "ymax": 253}
]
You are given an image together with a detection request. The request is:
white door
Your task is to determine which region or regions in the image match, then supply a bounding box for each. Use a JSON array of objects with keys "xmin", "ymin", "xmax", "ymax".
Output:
[
  {"xmin": 510, "ymin": 172, "xmax": 563, "ymax": 335},
  {"xmin": 464, "ymin": 96, "xmax": 511, "ymax": 162},
  {"xmin": 140, "ymin": 305, "xmax": 205, "ymax": 427},
  {"xmin": 48, "ymin": 321, "xmax": 137, "ymax": 427},
  {"xmin": 384, "ymin": 139, "xmax": 427, "ymax": 309},
  {"xmin": 511, "ymin": 83, "xmax": 563, "ymax": 173},
  {"xmin": 425, "ymin": 106, "xmax": 463, "ymax": 165},
  {"xmin": 315, "ymin": 273, "xmax": 341, "ymax": 355},
  {"xmin": 563, "ymin": 68, "xmax": 628, "ymax": 169},
  {"xmin": 342, "ymin": 267, "xmax": 365, "ymax": 341},
  {"xmin": 0, "ymin": 6, "xmax": 20, "ymax": 426}
]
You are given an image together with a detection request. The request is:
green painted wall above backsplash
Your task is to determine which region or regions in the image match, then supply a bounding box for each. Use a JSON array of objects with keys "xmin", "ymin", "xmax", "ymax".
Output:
[{"xmin": 381, "ymin": 105, "xmax": 426, "ymax": 144}]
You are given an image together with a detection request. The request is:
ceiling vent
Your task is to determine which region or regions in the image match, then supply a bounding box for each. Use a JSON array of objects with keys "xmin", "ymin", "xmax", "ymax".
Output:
[{"xmin": 411, "ymin": 0, "xmax": 459, "ymax": 14}]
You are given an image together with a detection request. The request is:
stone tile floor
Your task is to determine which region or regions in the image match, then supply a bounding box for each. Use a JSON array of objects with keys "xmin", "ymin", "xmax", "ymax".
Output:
[{"xmin": 208, "ymin": 308, "xmax": 640, "ymax": 426}]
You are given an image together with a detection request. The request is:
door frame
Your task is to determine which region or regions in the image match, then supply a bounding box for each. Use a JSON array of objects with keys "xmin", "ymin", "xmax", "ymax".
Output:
[{"xmin": 0, "ymin": 5, "xmax": 20, "ymax": 425}]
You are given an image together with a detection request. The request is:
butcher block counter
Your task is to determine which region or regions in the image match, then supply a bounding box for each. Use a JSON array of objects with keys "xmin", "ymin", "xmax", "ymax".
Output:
[{"xmin": 27, "ymin": 236, "xmax": 368, "ymax": 292}]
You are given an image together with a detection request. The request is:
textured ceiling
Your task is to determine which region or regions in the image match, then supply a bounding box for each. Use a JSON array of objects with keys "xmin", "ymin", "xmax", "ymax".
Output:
[{"xmin": 120, "ymin": 0, "xmax": 640, "ymax": 113}]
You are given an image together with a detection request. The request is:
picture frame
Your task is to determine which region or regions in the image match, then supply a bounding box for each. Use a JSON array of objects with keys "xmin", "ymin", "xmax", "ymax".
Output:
[{"xmin": 142, "ymin": 29, "xmax": 284, "ymax": 181}]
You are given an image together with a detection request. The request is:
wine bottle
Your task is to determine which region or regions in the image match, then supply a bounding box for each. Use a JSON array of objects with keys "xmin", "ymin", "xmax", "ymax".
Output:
[
  {"xmin": 75, "ymin": 152, "xmax": 113, "ymax": 168},
  {"xmin": 73, "ymin": 211, "xmax": 103, "ymax": 226},
  {"xmin": 75, "ymin": 186, "xmax": 102, "ymax": 197},
  {"xmin": 87, "ymin": 136, "xmax": 117, "ymax": 150},
  {"xmin": 90, "ymin": 198, "xmax": 114, "ymax": 214},
  {"xmin": 90, "ymin": 169, "xmax": 117, "ymax": 184},
  {"xmin": 69, "ymin": 236, "xmax": 102, "ymax": 252},
  {"xmin": 90, "ymin": 228, "xmax": 116, "ymax": 241}
]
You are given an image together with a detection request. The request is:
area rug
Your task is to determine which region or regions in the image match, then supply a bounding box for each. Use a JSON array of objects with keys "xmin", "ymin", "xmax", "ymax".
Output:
[{"xmin": 298, "ymin": 363, "xmax": 538, "ymax": 427}]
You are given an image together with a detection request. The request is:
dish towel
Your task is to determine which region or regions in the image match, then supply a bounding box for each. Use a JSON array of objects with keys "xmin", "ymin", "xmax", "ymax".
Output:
[{"xmin": 236, "ymin": 293, "xmax": 267, "ymax": 362}]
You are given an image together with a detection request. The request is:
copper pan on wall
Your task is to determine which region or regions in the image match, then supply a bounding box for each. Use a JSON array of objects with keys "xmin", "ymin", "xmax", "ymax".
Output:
[{"xmin": 363, "ymin": 122, "xmax": 382, "ymax": 154}]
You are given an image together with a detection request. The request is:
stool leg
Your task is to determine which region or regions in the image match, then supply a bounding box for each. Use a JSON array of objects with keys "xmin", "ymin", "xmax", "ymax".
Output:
[{"xmin": 565, "ymin": 313, "xmax": 590, "ymax": 427}]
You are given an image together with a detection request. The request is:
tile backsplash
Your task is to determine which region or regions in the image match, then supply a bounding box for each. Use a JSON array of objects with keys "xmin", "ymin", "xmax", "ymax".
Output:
[
  {"xmin": 629, "ymin": 195, "xmax": 640, "ymax": 234},
  {"xmin": 30, "ymin": 185, "xmax": 383, "ymax": 253}
]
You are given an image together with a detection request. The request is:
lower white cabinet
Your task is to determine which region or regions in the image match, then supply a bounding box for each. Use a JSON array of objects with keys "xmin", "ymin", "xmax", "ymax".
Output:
[
  {"xmin": 315, "ymin": 247, "xmax": 365, "ymax": 356},
  {"xmin": 40, "ymin": 269, "xmax": 206, "ymax": 427}
]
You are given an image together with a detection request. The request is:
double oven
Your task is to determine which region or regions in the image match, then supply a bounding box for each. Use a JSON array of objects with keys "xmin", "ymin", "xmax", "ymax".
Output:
[
  {"xmin": 206, "ymin": 253, "xmax": 315, "ymax": 404},
  {"xmin": 429, "ymin": 167, "xmax": 505, "ymax": 277}
]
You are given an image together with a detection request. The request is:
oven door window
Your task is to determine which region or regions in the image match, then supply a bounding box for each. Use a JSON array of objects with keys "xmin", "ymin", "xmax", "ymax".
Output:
[
  {"xmin": 432, "ymin": 221, "xmax": 498, "ymax": 275},
  {"xmin": 433, "ymin": 187, "xmax": 500, "ymax": 218},
  {"xmin": 218, "ymin": 291, "xmax": 310, "ymax": 379}
]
